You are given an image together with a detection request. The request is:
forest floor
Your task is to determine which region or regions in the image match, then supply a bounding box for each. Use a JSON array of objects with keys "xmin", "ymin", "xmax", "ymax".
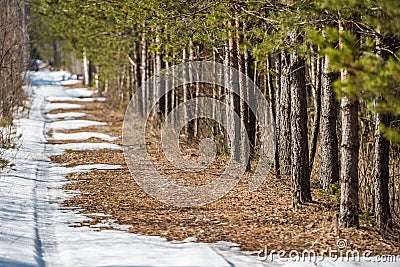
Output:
[{"xmin": 51, "ymin": 88, "xmax": 400, "ymax": 257}]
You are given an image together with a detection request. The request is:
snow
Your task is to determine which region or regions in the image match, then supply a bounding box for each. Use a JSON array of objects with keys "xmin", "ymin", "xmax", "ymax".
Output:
[
  {"xmin": 44, "ymin": 102, "xmax": 84, "ymax": 112},
  {"xmin": 46, "ymin": 96, "xmax": 105, "ymax": 102},
  {"xmin": 1, "ymin": 69, "xmax": 396, "ymax": 267},
  {"xmin": 50, "ymin": 132, "xmax": 118, "ymax": 142},
  {"xmin": 52, "ymin": 142, "xmax": 122, "ymax": 152},
  {"xmin": 45, "ymin": 112, "xmax": 88, "ymax": 120},
  {"xmin": 48, "ymin": 120, "xmax": 106, "ymax": 131}
]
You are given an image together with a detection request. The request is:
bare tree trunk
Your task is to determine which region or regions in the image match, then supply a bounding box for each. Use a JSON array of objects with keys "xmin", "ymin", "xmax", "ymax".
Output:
[
  {"xmin": 188, "ymin": 41, "xmax": 197, "ymax": 139},
  {"xmin": 183, "ymin": 47, "xmax": 190, "ymax": 136},
  {"xmin": 340, "ymin": 92, "xmax": 360, "ymax": 227},
  {"xmin": 339, "ymin": 20, "xmax": 360, "ymax": 228},
  {"xmin": 227, "ymin": 21, "xmax": 240, "ymax": 161},
  {"xmin": 154, "ymin": 35, "xmax": 162, "ymax": 119},
  {"xmin": 273, "ymin": 53, "xmax": 282, "ymax": 177},
  {"xmin": 236, "ymin": 18, "xmax": 249, "ymax": 168},
  {"xmin": 374, "ymin": 113, "xmax": 392, "ymax": 231},
  {"xmin": 290, "ymin": 52, "xmax": 311, "ymax": 206},
  {"xmin": 309, "ymin": 55, "xmax": 322, "ymax": 172},
  {"xmin": 165, "ymin": 58, "xmax": 170, "ymax": 117},
  {"xmin": 170, "ymin": 51, "xmax": 176, "ymax": 124},
  {"xmin": 141, "ymin": 30, "xmax": 147, "ymax": 115},
  {"xmin": 267, "ymin": 57, "xmax": 279, "ymax": 176},
  {"xmin": 83, "ymin": 48, "xmax": 89, "ymax": 86},
  {"xmin": 248, "ymin": 59, "xmax": 257, "ymax": 160},
  {"xmin": 278, "ymin": 53, "xmax": 292, "ymax": 175},
  {"xmin": 320, "ymin": 55, "xmax": 339, "ymax": 191}
]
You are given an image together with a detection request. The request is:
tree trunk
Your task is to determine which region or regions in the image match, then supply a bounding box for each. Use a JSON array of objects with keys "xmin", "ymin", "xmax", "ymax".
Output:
[
  {"xmin": 339, "ymin": 20, "xmax": 360, "ymax": 228},
  {"xmin": 236, "ymin": 18, "xmax": 249, "ymax": 168},
  {"xmin": 290, "ymin": 52, "xmax": 311, "ymax": 206},
  {"xmin": 273, "ymin": 53, "xmax": 282, "ymax": 177},
  {"xmin": 339, "ymin": 93, "xmax": 360, "ymax": 227},
  {"xmin": 374, "ymin": 113, "xmax": 392, "ymax": 231},
  {"xmin": 309, "ymin": 55, "xmax": 322, "ymax": 172},
  {"xmin": 227, "ymin": 21, "xmax": 240, "ymax": 161},
  {"xmin": 154, "ymin": 35, "xmax": 162, "ymax": 119},
  {"xmin": 141, "ymin": 30, "xmax": 147, "ymax": 115},
  {"xmin": 83, "ymin": 48, "xmax": 89, "ymax": 87},
  {"xmin": 278, "ymin": 53, "xmax": 292, "ymax": 175},
  {"xmin": 183, "ymin": 47, "xmax": 189, "ymax": 135},
  {"xmin": 267, "ymin": 57, "xmax": 279, "ymax": 176},
  {"xmin": 320, "ymin": 55, "xmax": 339, "ymax": 191}
]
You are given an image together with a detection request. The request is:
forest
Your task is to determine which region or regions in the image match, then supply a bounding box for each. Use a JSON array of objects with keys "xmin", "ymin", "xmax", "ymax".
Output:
[{"xmin": 21, "ymin": 0, "xmax": 400, "ymax": 254}]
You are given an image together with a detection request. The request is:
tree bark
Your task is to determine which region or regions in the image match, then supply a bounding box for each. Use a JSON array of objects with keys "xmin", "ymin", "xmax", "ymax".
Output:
[
  {"xmin": 290, "ymin": 52, "xmax": 311, "ymax": 206},
  {"xmin": 227, "ymin": 20, "xmax": 240, "ymax": 161},
  {"xmin": 236, "ymin": 18, "xmax": 249, "ymax": 169},
  {"xmin": 267, "ymin": 57, "xmax": 279, "ymax": 176},
  {"xmin": 374, "ymin": 113, "xmax": 392, "ymax": 231},
  {"xmin": 141, "ymin": 30, "xmax": 148, "ymax": 115},
  {"xmin": 309, "ymin": 55, "xmax": 322, "ymax": 172},
  {"xmin": 278, "ymin": 53, "xmax": 292, "ymax": 175},
  {"xmin": 339, "ymin": 20, "xmax": 360, "ymax": 228},
  {"xmin": 339, "ymin": 93, "xmax": 360, "ymax": 227},
  {"xmin": 183, "ymin": 47, "xmax": 190, "ymax": 135},
  {"xmin": 320, "ymin": 55, "xmax": 339, "ymax": 191}
]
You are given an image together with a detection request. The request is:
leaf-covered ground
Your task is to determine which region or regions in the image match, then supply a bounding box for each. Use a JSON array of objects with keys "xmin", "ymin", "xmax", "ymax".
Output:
[{"xmin": 50, "ymin": 96, "xmax": 400, "ymax": 256}]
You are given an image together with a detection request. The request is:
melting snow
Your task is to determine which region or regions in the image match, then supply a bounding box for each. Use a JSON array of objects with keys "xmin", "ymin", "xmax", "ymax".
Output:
[{"xmin": 50, "ymin": 132, "xmax": 118, "ymax": 142}]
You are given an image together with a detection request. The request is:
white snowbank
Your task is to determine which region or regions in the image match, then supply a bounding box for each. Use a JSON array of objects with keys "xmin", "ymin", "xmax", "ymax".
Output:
[
  {"xmin": 48, "ymin": 120, "xmax": 106, "ymax": 131},
  {"xmin": 44, "ymin": 102, "xmax": 84, "ymax": 112},
  {"xmin": 51, "ymin": 132, "xmax": 118, "ymax": 142},
  {"xmin": 46, "ymin": 112, "xmax": 88, "ymax": 120},
  {"xmin": 52, "ymin": 142, "xmax": 122, "ymax": 152},
  {"xmin": 46, "ymin": 96, "xmax": 106, "ymax": 102}
]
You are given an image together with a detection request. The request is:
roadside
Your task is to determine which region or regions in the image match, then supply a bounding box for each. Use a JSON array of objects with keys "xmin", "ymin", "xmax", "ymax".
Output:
[{"xmin": 56, "ymin": 89, "xmax": 400, "ymax": 256}]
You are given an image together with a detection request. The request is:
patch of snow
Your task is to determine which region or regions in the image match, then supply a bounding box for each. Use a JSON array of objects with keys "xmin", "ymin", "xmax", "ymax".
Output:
[
  {"xmin": 63, "ymin": 88, "xmax": 95, "ymax": 98},
  {"xmin": 52, "ymin": 143, "xmax": 122, "ymax": 152},
  {"xmin": 45, "ymin": 112, "xmax": 88, "ymax": 120},
  {"xmin": 46, "ymin": 96, "xmax": 106, "ymax": 102},
  {"xmin": 48, "ymin": 164, "xmax": 121, "ymax": 175},
  {"xmin": 50, "ymin": 132, "xmax": 118, "ymax": 142},
  {"xmin": 48, "ymin": 120, "xmax": 106, "ymax": 131},
  {"xmin": 44, "ymin": 103, "xmax": 84, "ymax": 112},
  {"xmin": 59, "ymin": 79, "xmax": 81, "ymax": 86}
]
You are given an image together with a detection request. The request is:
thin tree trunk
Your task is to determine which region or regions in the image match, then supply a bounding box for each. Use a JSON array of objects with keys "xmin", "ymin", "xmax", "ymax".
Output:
[
  {"xmin": 290, "ymin": 52, "xmax": 311, "ymax": 206},
  {"xmin": 374, "ymin": 113, "xmax": 392, "ymax": 231},
  {"xmin": 274, "ymin": 53, "xmax": 282, "ymax": 177},
  {"xmin": 320, "ymin": 55, "xmax": 339, "ymax": 191},
  {"xmin": 83, "ymin": 48, "xmax": 89, "ymax": 86},
  {"xmin": 267, "ymin": 57, "xmax": 279, "ymax": 176},
  {"xmin": 340, "ymin": 92, "xmax": 360, "ymax": 227},
  {"xmin": 227, "ymin": 20, "xmax": 240, "ymax": 161},
  {"xmin": 154, "ymin": 35, "xmax": 162, "ymax": 119},
  {"xmin": 236, "ymin": 18, "xmax": 249, "ymax": 168},
  {"xmin": 183, "ymin": 47, "xmax": 190, "ymax": 136},
  {"xmin": 309, "ymin": 55, "xmax": 322, "ymax": 172},
  {"xmin": 339, "ymin": 20, "xmax": 360, "ymax": 228},
  {"xmin": 141, "ymin": 30, "xmax": 147, "ymax": 115},
  {"xmin": 278, "ymin": 53, "xmax": 292, "ymax": 175},
  {"xmin": 373, "ymin": 28, "xmax": 392, "ymax": 232}
]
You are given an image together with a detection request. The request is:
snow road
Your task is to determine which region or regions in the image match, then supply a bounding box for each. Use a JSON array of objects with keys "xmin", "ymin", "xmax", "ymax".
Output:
[{"xmin": 0, "ymin": 70, "xmax": 269, "ymax": 267}]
